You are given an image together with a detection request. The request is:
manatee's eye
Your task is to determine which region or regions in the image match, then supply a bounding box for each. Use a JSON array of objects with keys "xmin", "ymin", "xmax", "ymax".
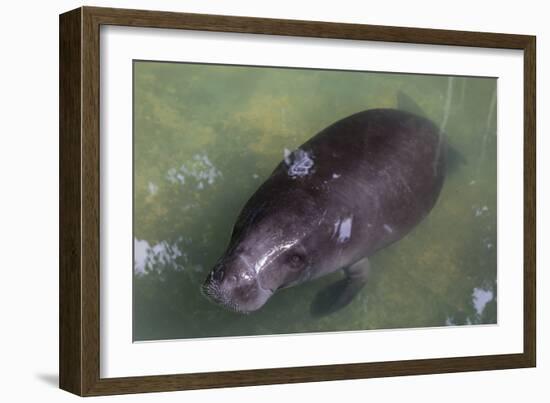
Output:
[{"xmin": 288, "ymin": 254, "xmax": 304, "ymax": 269}]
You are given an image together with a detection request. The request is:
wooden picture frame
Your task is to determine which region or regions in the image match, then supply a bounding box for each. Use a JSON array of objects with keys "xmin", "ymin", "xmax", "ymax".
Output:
[{"xmin": 59, "ymin": 6, "xmax": 536, "ymax": 396}]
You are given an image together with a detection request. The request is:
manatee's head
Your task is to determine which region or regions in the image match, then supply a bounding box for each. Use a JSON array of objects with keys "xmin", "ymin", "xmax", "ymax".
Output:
[{"xmin": 202, "ymin": 194, "xmax": 321, "ymax": 314}]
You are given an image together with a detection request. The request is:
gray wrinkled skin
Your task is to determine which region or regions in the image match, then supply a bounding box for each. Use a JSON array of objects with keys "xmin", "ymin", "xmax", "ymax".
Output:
[{"xmin": 202, "ymin": 109, "xmax": 446, "ymax": 314}]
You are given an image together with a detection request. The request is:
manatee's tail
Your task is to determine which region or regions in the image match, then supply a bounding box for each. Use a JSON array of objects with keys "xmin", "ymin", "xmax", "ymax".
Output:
[
  {"xmin": 397, "ymin": 91, "xmax": 426, "ymax": 118},
  {"xmin": 397, "ymin": 91, "xmax": 466, "ymax": 174}
]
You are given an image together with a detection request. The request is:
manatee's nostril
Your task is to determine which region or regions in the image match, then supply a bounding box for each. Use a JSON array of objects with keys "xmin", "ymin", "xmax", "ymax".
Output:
[{"xmin": 213, "ymin": 268, "xmax": 224, "ymax": 281}]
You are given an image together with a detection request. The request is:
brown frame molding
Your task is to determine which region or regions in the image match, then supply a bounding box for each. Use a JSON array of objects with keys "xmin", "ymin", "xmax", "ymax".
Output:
[{"xmin": 59, "ymin": 6, "xmax": 536, "ymax": 396}]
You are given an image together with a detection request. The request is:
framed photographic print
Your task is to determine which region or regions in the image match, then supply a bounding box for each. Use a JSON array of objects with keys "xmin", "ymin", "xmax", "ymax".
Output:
[{"xmin": 59, "ymin": 6, "xmax": 536, "ymax": 396}]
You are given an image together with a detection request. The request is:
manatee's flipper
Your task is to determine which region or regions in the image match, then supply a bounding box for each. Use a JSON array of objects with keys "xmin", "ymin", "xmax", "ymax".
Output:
[
  {"xmin": 446, "ymin": 144, "xmax": 467, "ymax": 172},
  {"xmin": 310, "ymin": 258, "xmax": 370, "ymax": 317}
]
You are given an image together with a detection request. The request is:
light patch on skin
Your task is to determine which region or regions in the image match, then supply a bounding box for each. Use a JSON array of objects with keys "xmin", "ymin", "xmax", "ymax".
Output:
[
  {"xmin": 253, "ymin": 239, "xmax": 299, "ymax": 274},
  {"xmin": 472, "ymin": 287, "xmax": 494, "ymax": 315},
  {"xmin": 333, "ymin": 216, "xmax": 353, "ymax": 243},
  {"xmin": 332, "ymin": 173, "xmax": 341, "ymax": 179},
  {"xmin": 284, "ymin": 148, "xmax": 315, "ymax": 178},
  {"xmin": 383, "ymin": 224, "xmax": 393, "ymax": 233}
]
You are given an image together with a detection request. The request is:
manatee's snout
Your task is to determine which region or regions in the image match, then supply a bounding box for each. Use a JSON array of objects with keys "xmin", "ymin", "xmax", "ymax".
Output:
[{"xmin": 202, "ymin": 256, "xmax": 272, "ymax": 314}]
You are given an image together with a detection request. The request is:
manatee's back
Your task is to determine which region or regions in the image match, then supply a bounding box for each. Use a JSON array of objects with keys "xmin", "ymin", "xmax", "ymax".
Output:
[{"xmin": 281, "ymin": 108, "xmax": 446, "ymax": 255}]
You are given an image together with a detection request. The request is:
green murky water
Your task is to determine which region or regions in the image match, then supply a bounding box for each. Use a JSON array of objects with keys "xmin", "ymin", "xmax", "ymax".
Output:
[{"xmin": 133, "ymin": 61, "xmax": 497, "ymax": 341}]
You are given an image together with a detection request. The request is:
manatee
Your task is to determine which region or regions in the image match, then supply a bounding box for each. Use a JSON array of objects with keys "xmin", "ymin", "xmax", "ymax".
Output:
[{"xmin": 202, "ymin": 107, "xmax": 446, "ymax": 315}]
